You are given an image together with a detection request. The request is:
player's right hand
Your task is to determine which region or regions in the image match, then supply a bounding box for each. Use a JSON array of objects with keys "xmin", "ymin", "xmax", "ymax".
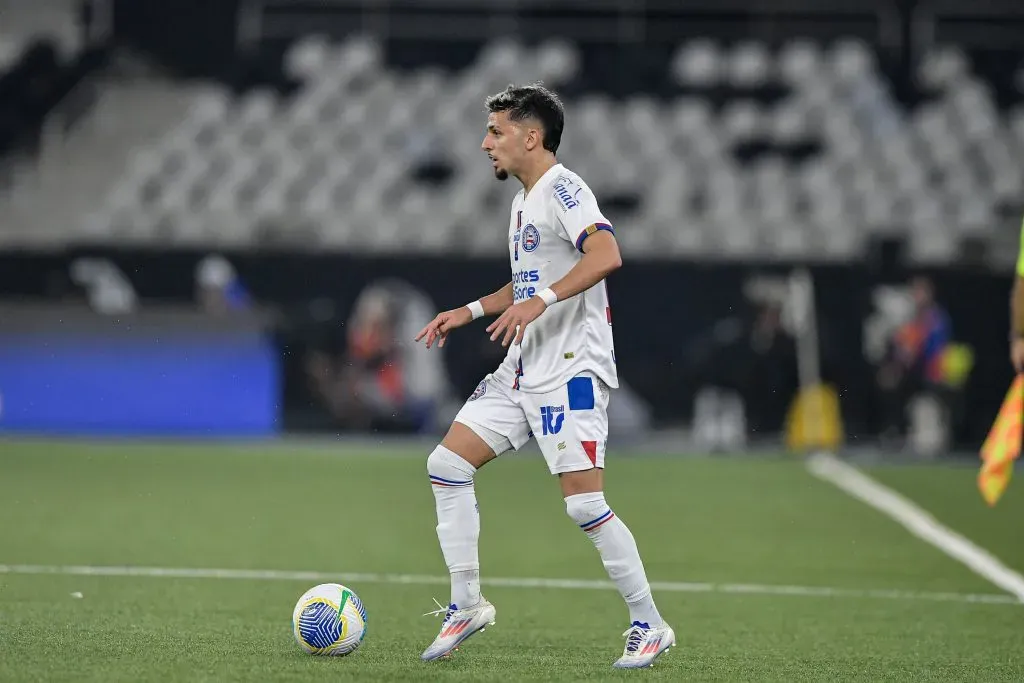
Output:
[
  {"xmin": 1012, "ymin": 337, "xmax": 1024, "ymax": 374},
  {"xmin": 415, "ymin": 307, "xmax": 474, "ymax": 349}
]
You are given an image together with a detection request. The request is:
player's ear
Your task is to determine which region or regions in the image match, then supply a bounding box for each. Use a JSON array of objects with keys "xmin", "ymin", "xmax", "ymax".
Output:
[{"xmin": 525, "ymin": 128, "xmax": 540, "ymax": 151}]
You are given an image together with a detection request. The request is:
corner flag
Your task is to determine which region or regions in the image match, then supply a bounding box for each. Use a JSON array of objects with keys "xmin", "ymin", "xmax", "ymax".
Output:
[{"xmin": 979, "ymin": 375, "xmax": 1024, "ymax": 506}]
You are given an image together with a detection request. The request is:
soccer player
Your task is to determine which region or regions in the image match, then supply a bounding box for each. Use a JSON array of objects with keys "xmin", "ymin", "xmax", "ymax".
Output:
[{"xmin": 413, "ymin": 84, "xmax": 675, "ymax": 668}]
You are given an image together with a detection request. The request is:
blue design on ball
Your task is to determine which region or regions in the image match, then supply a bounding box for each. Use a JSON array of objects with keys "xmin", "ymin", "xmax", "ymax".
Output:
[
  {"xmin": 350, "ymin": 593, "xmax": 368, "ymax": 622},
  {"xmin": 298, "ymin": 600, "xmax": 342, "ymax": 649}
]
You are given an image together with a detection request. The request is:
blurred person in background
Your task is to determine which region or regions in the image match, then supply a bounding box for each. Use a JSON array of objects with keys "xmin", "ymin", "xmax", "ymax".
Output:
[
  {"xmin": 304, "ymin": 278, "xmax": 454, "ymax": 434},
  {"xmin": 683, "ymin": 297, "xmax": 798, "ymax": 442},
  {"xmin": 739, "ymin": 300, "xmax": 799, "ymax": 437},
  {"xmin": 875, "ymin": 275, "xmax": 952, "ymax": 444},
  {"xmin": 195, "ymin": 254, "xmax": 252, "ymax": 314}
]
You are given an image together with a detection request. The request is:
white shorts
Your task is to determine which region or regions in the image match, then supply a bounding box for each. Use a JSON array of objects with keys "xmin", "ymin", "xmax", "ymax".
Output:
[{"xmin": 453, "ymin": 371, "xmax": 610, "ymax": 475}]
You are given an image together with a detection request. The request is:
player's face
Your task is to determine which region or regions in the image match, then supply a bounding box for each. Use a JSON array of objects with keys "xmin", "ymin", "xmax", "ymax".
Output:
[{"xmin": 482, "ymin": 111, "xmax": 517, "ymax": 181}]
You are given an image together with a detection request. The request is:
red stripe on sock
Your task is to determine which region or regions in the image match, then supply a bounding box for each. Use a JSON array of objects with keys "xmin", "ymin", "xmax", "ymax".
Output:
[{"xmin": 586, "ymin": 512, "xmax": 615, "ymax": 532}]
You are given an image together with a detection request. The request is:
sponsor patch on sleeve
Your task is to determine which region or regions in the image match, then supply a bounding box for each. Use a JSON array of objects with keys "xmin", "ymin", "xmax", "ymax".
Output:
[{"xmin": 552, "ymin": 176, "xmax": 584, "ymax": 213}]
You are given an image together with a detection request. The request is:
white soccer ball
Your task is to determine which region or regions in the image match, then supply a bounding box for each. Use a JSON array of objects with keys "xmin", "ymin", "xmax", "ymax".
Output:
[{"xmin": 292, "ymin": 583, "xmax": 368, "ymax": 656}]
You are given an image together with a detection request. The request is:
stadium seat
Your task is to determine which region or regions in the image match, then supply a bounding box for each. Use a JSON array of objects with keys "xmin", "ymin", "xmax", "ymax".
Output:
[{"xmin": 43, "ymin": 34, "xmax": 1016, "ymax": 262}]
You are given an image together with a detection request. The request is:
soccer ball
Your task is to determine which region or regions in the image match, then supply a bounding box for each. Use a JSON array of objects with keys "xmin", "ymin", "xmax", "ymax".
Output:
[{"xmin": 292, "ymin": 583, "xmax": 368, "ymax": 656}]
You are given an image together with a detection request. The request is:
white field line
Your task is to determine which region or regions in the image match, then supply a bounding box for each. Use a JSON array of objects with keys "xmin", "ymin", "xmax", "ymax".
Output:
[
  {"xmin": 0, "ymin": 563, "xmax": 1019, "ymax": 607},
  {"xmin": 807, "ymin": 452, "xmax": 1024, "ymax": 603}
]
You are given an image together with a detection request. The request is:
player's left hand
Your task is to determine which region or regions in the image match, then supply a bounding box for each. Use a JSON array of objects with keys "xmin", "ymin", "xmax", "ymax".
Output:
[{"xmin": 486, "ymin": 296, "xmax": 548, "ymax": 347}]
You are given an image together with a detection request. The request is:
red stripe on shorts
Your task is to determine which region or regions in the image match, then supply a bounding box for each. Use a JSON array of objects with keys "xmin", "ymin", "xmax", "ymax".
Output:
[{"xmin": 581, "ymin": 441, "xmax": 598, "ymax": 466}]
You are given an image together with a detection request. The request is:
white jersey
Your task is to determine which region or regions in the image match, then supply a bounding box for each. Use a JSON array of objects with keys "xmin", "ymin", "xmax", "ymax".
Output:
[{"xmin": 491, "ymin": 163, "xmax": 619, "ymax": 394}]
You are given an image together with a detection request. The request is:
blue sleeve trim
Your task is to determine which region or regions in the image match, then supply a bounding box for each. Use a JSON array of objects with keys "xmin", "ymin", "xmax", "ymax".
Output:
[{"xmin": 575, "ymin": 223, "xmax": 614, "ymax": 252}]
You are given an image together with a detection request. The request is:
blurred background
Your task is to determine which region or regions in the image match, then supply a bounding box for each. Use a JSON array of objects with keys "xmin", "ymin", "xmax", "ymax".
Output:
[{"xmin": 0, "ymin": 0, "xmax": 1021, "ymax": 459}]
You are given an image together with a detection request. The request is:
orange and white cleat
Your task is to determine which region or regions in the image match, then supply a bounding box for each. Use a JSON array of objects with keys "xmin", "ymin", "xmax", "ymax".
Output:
[
  {"xmin": 612, "ymin": 621, "xmax": 676, "ymax": 668},
  {"xmin": 420, "ymin": 597, "xmax": 497, "ymax": 661}
]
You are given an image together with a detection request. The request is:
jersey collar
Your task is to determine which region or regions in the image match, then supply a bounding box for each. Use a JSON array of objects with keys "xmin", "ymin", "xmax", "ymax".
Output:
[{"xmin": 525, "ymin": 162, "xmax": 564, "ymax": 202}]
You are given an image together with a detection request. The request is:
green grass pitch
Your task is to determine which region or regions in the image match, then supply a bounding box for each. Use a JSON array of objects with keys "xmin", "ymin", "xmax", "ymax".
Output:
[{"xmin": 1, "ymin": 438, "xmax": 1023, "ymax": 681}]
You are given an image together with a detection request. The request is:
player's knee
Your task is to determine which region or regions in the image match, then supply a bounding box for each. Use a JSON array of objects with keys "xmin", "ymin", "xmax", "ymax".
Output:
[
  {"xmin": 564, "ymin": 491, "xmax": 612, "ymax": 530},
  {"xmin": 426, "ymin": 444, "xmax": 477, "ymax": 488}
]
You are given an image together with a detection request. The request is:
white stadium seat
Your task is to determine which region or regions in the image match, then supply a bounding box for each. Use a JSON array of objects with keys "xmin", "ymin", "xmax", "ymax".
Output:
[{"xmin": 67, "ymin": 35, "xmax": 1021, "ymax": 262}]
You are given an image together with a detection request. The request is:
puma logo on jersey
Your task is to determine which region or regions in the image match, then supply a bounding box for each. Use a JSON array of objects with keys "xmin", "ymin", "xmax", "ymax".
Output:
[{"xmin": 553, "ymin": 178, "xmax": 583, "ymax": 211}]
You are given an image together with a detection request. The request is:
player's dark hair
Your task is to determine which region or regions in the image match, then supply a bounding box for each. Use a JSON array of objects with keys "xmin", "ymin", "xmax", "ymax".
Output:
[{"xmin": 485, "ymin": 83, "xmax": 564, "ymax": 154}]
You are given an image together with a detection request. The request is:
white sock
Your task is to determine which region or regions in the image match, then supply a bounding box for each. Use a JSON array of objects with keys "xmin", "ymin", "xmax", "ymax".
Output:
[
  {"xmin": 565, "ymin": 491, "xmax": 664, "ymax": 627},
  {"xmin": 427, "ymin": 445, "xmax": 481, "ymax": 609}
]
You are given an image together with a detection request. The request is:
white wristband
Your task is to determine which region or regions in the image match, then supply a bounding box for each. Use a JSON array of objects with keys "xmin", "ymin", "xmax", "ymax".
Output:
[
  {"xmin": 466, "ymin": 300, "xmax": 485, "ymax": 320},
  {"xmin": 535, "ymin": 287, "xmax": 558, "ymax": 307}
]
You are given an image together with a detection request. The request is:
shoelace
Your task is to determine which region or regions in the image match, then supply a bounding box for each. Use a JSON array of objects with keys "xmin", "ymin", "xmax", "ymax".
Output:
[
  {"xmin": 622, "ymin": 625, "xmax": 647, "ymax": 653},
  {"xmin": 422, "ymin": 597, "xmax": 452, "ymax": 620}
]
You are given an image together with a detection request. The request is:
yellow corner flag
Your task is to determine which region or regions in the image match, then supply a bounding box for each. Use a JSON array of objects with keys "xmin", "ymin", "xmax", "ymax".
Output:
[{"xmin": 979, "ymin": 375, "xmax": 1024, "ymax": 506}]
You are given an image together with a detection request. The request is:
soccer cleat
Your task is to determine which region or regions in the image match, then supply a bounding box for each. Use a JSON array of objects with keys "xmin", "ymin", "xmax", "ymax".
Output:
[
  {"xmin": 420, "ymin": 597, "xmax": 496, "ymax": 661},
  {"xmin": 612, "ymin": 621, "xmax": 676, "ymax": 669}
]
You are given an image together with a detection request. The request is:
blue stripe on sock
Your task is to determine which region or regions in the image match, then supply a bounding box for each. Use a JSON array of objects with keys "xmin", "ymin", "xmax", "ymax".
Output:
[
  {"xmin": 429, "ymin": 475, "xmax": 473, "ymax": 486},
  {"xmin": 580, "ymin": 509, "xmax": 613, "ymax": 530}
]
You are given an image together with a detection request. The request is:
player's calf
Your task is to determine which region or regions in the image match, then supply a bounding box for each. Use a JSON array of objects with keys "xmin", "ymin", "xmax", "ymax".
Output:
[
  {"xmin": 564, "ymin": 490, "xmax": 672, "ymax": 665},
  {"xmin": 565, "ymin": 492, "xmax": 657, "ymax": 611},
  {"xmin": 427, "ymin": 444, "xmax": 483, "ymax": 609}
]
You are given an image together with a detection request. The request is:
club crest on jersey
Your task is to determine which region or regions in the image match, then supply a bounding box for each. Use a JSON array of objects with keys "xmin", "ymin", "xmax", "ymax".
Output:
[
  {"xmin": 521, "ymin": 224, "xmax": 540, "ymax": 252},
  {"xmin": 469, "ymin": 380, "xmax": 487, "ymax": 401}
]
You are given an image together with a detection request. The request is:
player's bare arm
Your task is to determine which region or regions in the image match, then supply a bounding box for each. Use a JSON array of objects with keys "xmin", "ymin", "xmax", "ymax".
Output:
[
  {"xmin": 1011, "ymin": 274, "xmax": 1024, "ymax": 372},
  {"xmin": 415, "ymin": 281, "xmax": 513, "ymax": 349},
  {"xmin": 486, "ymin": 230, "xmax": 622, "ymax": 347},
  {"xmin": 1012, "ymin": 220, "xmax": 1024, "ymax": 373},
  {"xmin": 480, "ymin": 280, "xmax": 515, "ymax": 316}
]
